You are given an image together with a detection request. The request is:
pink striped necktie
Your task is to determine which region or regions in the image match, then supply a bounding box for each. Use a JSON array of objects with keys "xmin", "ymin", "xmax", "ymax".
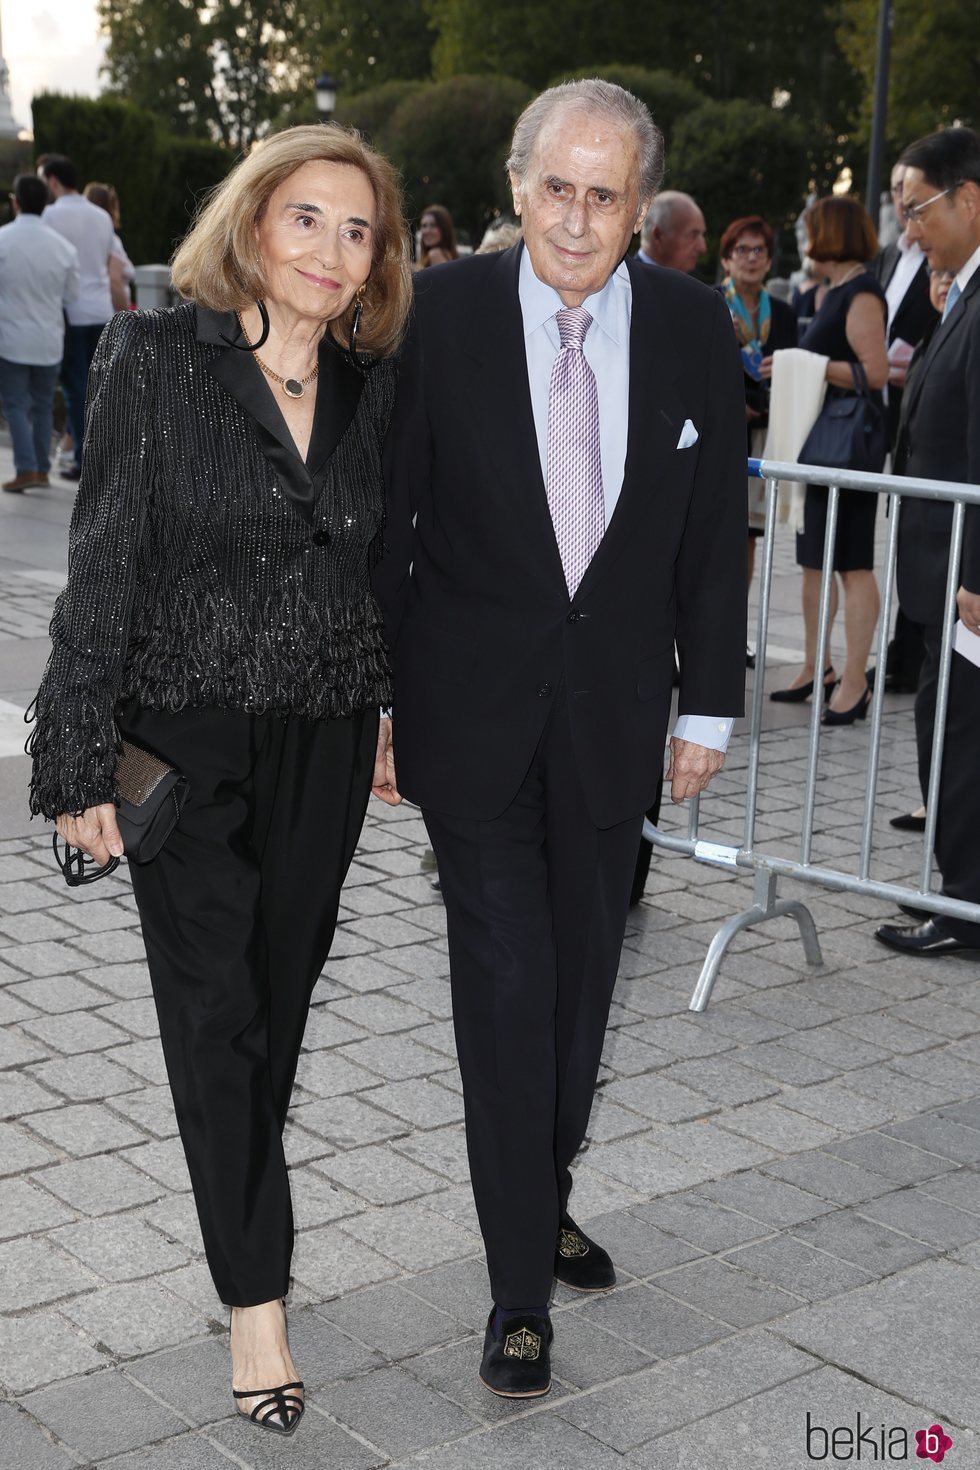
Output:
[{"xmin": 546, "ymin": 307, "xmax": 605, "ymax": 597}]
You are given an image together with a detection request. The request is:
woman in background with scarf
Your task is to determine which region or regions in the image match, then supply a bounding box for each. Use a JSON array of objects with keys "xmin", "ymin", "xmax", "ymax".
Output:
[{"xmin": 719, "ymin": 214, "xmax": 799, "ymax": 659}]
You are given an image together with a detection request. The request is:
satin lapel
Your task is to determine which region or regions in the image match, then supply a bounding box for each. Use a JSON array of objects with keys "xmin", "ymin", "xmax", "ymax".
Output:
[
  {"xmin": 574, "ymin": 255, "xmax": 685, "ymax": 598},
  {"xmin": 307, "ymin": 336, "xmax": 365, "ymax": 481},
  {"xmin": 459, "ymin": 245, "xmax": 567, "ymax": 590},
  {"xmin": 902, "ymin": 269, "xmax": 980, "ymax": 424},
  {"xmin": 199, "ymin": 305, "xmax": 321, "ymax": 525}
]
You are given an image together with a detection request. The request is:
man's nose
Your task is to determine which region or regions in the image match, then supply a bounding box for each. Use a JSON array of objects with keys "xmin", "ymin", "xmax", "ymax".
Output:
[{"xmin": 564, "ymin": 199, "xmax": 589, "ymax": 237}]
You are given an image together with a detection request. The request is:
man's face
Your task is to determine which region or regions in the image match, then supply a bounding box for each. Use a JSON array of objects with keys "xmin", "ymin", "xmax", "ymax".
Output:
[
  {"xmin": 510, "ymin": 108, "xmax": 649, "ymax": 307},
  {"xmin": 36, "ymin": 166, "xmax": 55, "ymax": 204},
  {"xmin": 902, "ymin": 166, "xmax": 978, "ymax": 273},
  {"xmin": 655, "ymin": 203, "xmax": 706, "ymax": 273}
]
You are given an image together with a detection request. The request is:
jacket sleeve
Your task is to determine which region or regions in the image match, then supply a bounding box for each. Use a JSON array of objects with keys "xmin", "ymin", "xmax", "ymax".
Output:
[
  {"xmin": 674, "ymin": 290, "xmax": 749, "ymax": 719},
  {"xmin": 28, "ymin": 311, "xmax": 155, "ymax": 819},
  {"xmin": 959, "ymin": 301, "xmax": 980, "ymax": 595},
  {"xmin": 374, "ymin": 291, "xmax": 430, "ymax": 652}
]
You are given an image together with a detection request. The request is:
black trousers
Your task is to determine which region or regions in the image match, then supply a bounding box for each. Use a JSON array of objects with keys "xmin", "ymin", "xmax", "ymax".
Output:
[
  {"xmin": 915, "ymin": 625, "xmax": 941, "ymax": 809},
  {"xmin": 422, "ymin": 691, "xmax": 644, "ymax": 1307},
  {"xmin": 933, "ymin": 647, "xmax": 980, "ymax": 944},
  {"xmin": 119, "ymin": 703, "xmax": 377, "ymax": 1306}
]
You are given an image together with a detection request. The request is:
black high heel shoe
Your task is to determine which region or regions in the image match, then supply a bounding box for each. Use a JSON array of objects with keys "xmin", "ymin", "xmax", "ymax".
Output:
[
  {"xmin": 233, "ymin": 1381, "xmax": 305, "ymax": 1435},
  {"xmin": 770, "ymin": 667, "xmax": 836, "ymax": 704},
  {"xmin": 822, "ymin": 682, "xmax": 871, "ymax": 726}
]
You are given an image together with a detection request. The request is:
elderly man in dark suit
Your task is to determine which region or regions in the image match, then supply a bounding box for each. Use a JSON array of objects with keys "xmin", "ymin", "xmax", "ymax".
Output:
[
  {"xmin": 876, "ymin": 127, "xmax": 980, "ymax": 958},
  {"xmin": 374, "ymin": 79, "xmax": 746, "ymax": 1395}
]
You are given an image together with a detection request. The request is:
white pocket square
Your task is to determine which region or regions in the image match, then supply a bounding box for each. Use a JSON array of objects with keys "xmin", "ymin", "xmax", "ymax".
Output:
[{"xmin": 677, "ymin": 418, "xmax": 699, "ymax": 450}]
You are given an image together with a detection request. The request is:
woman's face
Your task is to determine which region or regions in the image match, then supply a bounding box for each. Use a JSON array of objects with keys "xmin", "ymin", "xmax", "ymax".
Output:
[
  {"xmin": 420, "ymin": 212, "xmax": 442, "ymax": 248},
  {"xmin": 256, "ymin": 160, "xmax": 376, "ymax": 324},
  {"xmin": 929, "ymin": 268, "xmax": 954, "ymax": 315},
  {"xmin": 723, "ymin": 232, "xmax": 771, "ymax": 293}
]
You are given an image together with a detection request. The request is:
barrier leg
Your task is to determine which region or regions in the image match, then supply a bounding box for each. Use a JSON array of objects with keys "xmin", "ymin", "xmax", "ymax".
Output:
[{"xmin": 688, "ymin": 869, "xmax": 823, "ymax": 1013}]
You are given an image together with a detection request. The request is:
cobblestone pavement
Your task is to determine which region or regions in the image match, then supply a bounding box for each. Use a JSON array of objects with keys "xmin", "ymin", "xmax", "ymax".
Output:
[{"xmin": 2, "ymin": 442, "xmax": 979, "ymax": 1468}]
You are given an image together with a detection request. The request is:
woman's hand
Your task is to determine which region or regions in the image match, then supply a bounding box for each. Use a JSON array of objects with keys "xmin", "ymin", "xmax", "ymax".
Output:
[
  {"xmin": 55, "ymin": 804, "xmax": 124, "ymax": 866},
  {"xmin": 372, "ymin": 719, "xmax": 401, "ymax": 806}
]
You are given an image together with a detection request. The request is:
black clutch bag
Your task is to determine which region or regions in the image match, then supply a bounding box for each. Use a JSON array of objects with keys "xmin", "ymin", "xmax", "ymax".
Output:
[{"xmin": 53, "ymin": 739, "xmax": 189, "ymax": 887}]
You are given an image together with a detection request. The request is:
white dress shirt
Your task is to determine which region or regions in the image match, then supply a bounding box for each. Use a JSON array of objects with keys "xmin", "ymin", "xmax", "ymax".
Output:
[
  {"xmin": 0, "ymin": 215, "xmax": 80, "ymax": 366},
  {"xmin": 42, "ymin": 194, "xmax": 114, "ymax": 326},
  {"xmin": 952, "ymin": 241, "xmax": 980, "ymax": 300},
  {"xmin": 884, "ymin": 232, "xmax": 924, "ymax": 335},
  {"xmin": 518, "ymin": 248, "xmax": 733, "ymax": 753}
]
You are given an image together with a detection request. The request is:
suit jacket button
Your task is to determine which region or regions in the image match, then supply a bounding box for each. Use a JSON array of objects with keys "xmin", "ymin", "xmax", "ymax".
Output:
[
  {"xmin": 537, "ymin": 683, "xmax": 553, "ymax": 698},
  {"xmin": 312, "ymin": 529, "xmax": 330, "ymax": 547},
  {"xmin": 567, "ymin": 610, "xmax": 581, "ymax": 623}
]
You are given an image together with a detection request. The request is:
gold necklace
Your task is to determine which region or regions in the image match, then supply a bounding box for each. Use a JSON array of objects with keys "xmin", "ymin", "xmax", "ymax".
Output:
[{"xmin": 236, "ymin": 313, "xmax": 319, "ymax": 399}]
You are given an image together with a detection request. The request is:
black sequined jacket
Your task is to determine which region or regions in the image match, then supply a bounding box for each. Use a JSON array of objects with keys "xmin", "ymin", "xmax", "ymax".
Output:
[{"xmin": 29, "ymin": 302, "xmax": 394, "ymax": 820}]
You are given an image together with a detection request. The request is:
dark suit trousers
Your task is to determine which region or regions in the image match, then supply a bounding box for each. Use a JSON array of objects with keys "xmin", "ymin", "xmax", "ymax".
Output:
[
  {"xmin": 422, "ymin": 690, "xmax": 644, "ymax": 1307},
  {"xmin": 935, "ymin": 651, "xmax": 980, "ymax": 943},
  {"xmin": 915, "ymin": 626, "xmax": 941, "ymax": 808},
  {"xmin": 119, "ymin": 703, "xmax": 376, "ymax": 1306}
]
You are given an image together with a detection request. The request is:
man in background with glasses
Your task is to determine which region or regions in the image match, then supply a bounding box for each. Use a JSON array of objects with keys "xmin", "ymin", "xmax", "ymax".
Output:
[{"xmin": 876, "ymin": 127, "xmax": 980, "ymax": 958}]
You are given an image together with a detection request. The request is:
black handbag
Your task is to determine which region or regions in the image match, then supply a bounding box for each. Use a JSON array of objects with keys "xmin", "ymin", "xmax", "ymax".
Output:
[
  {"xmin": 799, "ymin": 361, "xmax": 887, "ymax": 475},
  {"xmin": 53, "ymin": 738, "xmax": 189, "ymax": 887}
]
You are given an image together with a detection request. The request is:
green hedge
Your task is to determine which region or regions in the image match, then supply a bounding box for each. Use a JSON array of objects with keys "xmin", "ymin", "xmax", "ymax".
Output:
[{"xmin": 31, "ymin": 93, "xmax": 232, "ymax": 265}]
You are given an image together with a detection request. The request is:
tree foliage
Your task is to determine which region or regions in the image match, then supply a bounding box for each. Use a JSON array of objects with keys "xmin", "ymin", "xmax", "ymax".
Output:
[
  {"xmin": 838, "ymin": 0, "xmax": 978, "ymax": 149},
  {"xmin": 670, "ymin": 98, "xmax": 810, "ymax": 270},
  {"xmin": 31, "ymin": 93, "xmax": 231, "ymax": 265},
  {"xmin": 549, "ymin": 67, "xmax": 706, "ymax": 149},
  {"xmin": 384, "ymin": 75, "xmax": 533, "ymax": 241}
]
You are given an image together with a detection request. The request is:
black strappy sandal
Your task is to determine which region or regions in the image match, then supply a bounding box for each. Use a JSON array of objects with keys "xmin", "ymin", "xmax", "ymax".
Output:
[{"xmin": 232, "ymin": 1380, "xmax": 305, "ymax": 1435}]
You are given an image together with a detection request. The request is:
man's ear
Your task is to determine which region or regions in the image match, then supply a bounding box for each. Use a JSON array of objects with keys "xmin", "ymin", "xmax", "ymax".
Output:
[
  {"xmin": 633, "ymin": 196, "xmax": 653, "ymax": 236},
  {"xmin": 508, "ymin": 171, "xmax": 523, "ymax": 217}
]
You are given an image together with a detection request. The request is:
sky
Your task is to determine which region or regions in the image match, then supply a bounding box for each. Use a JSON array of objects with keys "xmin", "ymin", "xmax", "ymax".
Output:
[{"xmin": 4, "ymin": 0, "xmax": 104, "ymax": 135}]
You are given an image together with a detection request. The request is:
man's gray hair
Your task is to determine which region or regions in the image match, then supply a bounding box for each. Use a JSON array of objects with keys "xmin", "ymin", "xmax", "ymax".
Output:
[
  {"xmin": 640, "ymin": 191, "xmax": 699, "ymax": 247},
  {"xmin": 507, "ymin": 79, "xmax": 664, "ymax": 205}
]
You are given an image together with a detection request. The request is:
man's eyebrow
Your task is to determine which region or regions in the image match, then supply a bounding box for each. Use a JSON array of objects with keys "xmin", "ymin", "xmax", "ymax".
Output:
[
  {"xmin": 346, "ymin": 216, "xmax": 373, "ymax": 229},
  {"xmin": 543, "ymin": 175, "xmax": 623, "ymax": 198}
]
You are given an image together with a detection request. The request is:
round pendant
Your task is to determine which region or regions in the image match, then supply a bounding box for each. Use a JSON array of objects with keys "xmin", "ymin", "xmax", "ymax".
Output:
[{"xmin": 283, "ymin": 378, "xmax": 305, "ymax": 398}]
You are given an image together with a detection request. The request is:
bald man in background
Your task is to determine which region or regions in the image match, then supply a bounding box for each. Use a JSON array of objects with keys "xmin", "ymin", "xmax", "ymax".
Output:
[{"xmin": 637, "ymin": 191, "xmax": 707, "ymax": 274}]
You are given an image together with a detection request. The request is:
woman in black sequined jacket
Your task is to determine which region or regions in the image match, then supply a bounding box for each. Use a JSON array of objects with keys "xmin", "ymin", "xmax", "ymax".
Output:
[{"xmin": 28, "ymin": 126, "xmax": 412, "ymax": 1434}]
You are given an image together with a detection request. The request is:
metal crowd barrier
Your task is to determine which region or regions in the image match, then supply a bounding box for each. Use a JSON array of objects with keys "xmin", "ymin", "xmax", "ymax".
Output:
[{"xmin": 645, "ymin": 457, "xmax": 980, "ymax": 1013}]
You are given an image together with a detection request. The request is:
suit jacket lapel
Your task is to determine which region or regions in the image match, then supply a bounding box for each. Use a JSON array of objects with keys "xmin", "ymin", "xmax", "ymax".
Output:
[
  {"xmin": 459, "ymin": 246, "xmax": 568, "ymax": 590},
  {"xmin": 196, "ymin": 306, "xmax": 364, "ymax": 525},
  {"xmin": 575, "ymin": 255, "xmax": 685, "ymax": 598},
  {"xmin": 901, "ymin": 267, "xmax": 980, "ymax": 427}
]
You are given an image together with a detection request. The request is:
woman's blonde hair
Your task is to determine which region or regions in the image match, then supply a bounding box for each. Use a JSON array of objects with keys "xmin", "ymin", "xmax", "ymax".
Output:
[{"xmin": 171, "ymin": 124, "xmax": 413, "ymax": 358}]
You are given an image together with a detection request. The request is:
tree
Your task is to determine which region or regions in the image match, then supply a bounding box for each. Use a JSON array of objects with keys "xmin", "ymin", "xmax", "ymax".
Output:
[
  {"xmin": 549, "ymin": 67, "xmax": 706, "ymax": 148},
  {"xmin": 97, "ymin": 0, "xmax": 220, "ymax": 137},
  {"xmin": 334, "ymin": 80, "xmax": 427, "ymax": 144},
  {"xmin": 384, "ymin": 75, "xmax": 533, "ymax": 241},
  {"xmin": 670, "ymin": 98, "xmax": 810, "ymax": 271},
  {"xmin": 318, "ymin": 2, "xmax": 433, "ymax": 92},
  {"xmin": 838, "ymin": 0, "xmax": 978, "ymax": 149},
  {"xmin": 31, "ymin": 93, "xmax": 231, "ymax": 265}
]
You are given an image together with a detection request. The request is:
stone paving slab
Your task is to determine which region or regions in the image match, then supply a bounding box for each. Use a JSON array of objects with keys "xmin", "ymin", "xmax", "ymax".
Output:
[{"xmin": 3, "ymin": 461, "xmax": 980, "ymax": 1465}]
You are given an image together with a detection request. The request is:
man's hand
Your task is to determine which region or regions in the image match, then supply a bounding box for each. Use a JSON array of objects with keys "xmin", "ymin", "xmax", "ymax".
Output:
[
  {"xmin": 372, "ymin": 718, "xmax": 401, "ymax": 806},
  {"xmin": 666, "ymin": 737, "xmax": 725, "ymax": 804},
  {"xmin": 55, "ymin": 803, "xmax": 124, "ymax": 866},
  {"xmin": 957, "ymin": 586, "xmax": 980, "ymax": 635}
]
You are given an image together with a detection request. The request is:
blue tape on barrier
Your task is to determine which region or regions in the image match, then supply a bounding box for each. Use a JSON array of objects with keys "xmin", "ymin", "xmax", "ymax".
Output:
[{"xmin": 748, "ymin": 457, "xmax": 764, "ymax": 478}]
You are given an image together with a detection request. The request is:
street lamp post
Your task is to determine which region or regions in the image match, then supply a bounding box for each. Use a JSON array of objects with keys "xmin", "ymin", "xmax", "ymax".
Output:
[
  {"xmin": 865, "ymin": 0, "xmax": 893, "ymax": 231},
  {"xmin": 315, "ymin": 72, "xmax": 338, "ymax": 123}
]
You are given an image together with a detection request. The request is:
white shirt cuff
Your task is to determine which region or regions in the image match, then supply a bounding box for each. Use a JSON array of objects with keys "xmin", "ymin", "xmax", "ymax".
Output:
[{"xmin": 672, "ymin": 715, "xmax": 734, "ymax": 752}]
